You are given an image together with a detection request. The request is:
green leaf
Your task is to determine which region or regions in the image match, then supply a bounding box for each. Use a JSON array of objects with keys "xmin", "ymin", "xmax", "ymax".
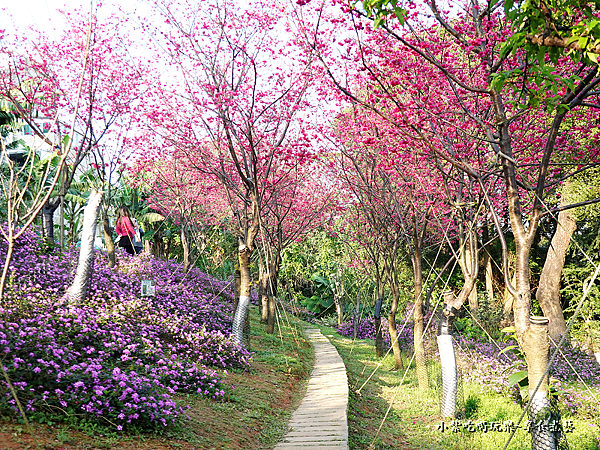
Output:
[
  {"xmin": 499, "ymin": 345, "xmax": 519, "ymax": 355},
  {"xmin": 537, "ymin": 46, "xmax": 546, "ymax": 66},
  {"xmin": 504, "ymin": 0, "xmax": 515, "ymax": 15},
  {"xmin": 393, "ymin": 7, "xmax": 406, "ymax": 25},
  {"xmin": 501, "ymin": 326, "xmax": 516, "ymax": 333},
  {"xmin": 311, "ymin": 274, "xmax": 329, "ymax": 286},
  {"xmin": 508, "ymin": 370, "xmax": 528, "ymax": 387},
  {"xmin": 499, "ymin": 42, "xmax": 513, "ymax": 60},
  {"xmin": 139, "ymin": 212, "xmax": 165, "ymax": 223},
  {"xmin": 64, "ymin": 193, "xmax": 88, "ymax": 204},
  {"xmin": 548, "ymin": 46, "xmax": 560, "ymax": 65},
  {"xmin": 320, "ymin": 297, "xmax": 333, "ymax": 307},
  {"xmin": 373, "ymin": 16, "xmax": 385, "ymax": 28},
  {"xmin": 586, "ymin": 51, "xmax": 599, "ymax": 64}
]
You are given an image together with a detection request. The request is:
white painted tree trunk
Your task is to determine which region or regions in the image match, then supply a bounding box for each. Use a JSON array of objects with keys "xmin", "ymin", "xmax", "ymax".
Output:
[
  {"xmin": 438, "ymin": 334, "xmax": 458, "ymax": 418},
  {"xmin": 66, "ymin": 190, "xmax": 103, "ymax": 302},
  {"xmin": 526, "ymin": 317, "xmax": 556, "ymax": 450},
  {"xmin": 438, "ymin": 291, "xmax": 458, "ymax": 418},
  {"xmin": 232, "ymin": 295, "xmax": 250, "ymax": 344}
]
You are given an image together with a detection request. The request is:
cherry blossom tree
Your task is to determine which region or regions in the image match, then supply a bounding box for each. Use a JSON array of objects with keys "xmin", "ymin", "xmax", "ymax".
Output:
[
  {"xmin": 0, "ymin": 10, "xmax": 95, "ymax": 300},
  {"xmin": 257, "ymin": 161, "xmax": 333, "ymax": 333},
  {"xmin": 296, "ymin": 0, "xmax": 600, "ymax": 444},
  {"xmin": 136, "ymin": 0, "xmax": 317, "ymax": 344},
  {"xmin": 132, "ymin": 151, "xmax": 230, "ymax": 271},
  {"xmin": 1, "ymin": 7, "xmax": 148, "ymax": 251},
  {"xmin": 332, "ymin": 103, "xmax": 454, "ymax": 383}
]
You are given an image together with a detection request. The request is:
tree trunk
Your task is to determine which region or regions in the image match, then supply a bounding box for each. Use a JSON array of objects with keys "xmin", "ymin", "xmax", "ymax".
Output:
[
  {"xmin": 502, "ymin": 252, "xmax": 517, "ymax": 315},
  {"xmin": 266, "ymin": 261, "xmax": 278, "ymax": 335},
  {"xmin": 259, "ymin": 259, "xmax": 269, "ymax": 324},
  {"xmin": 412, "ymin": 243, "xmax": 428, "ymax": 389},
  {"xmin": 181, "ymin": 225, "xmax": 191, "ymax": 272},
  {"xmin": 66, "ymin": 190, "xmax": 103, "ymax": 302},
  {"xmin": 267, "ymin": 292, "xmax": 276, "ymax": 334},
  {"xmin": 524, "ymin": 316, "xmax": 558, "ymax": 450},
  {"xmin": 232, "ymin": 239, "xmax": 252, "ymax": 346},
  {"xmin": 458, "ymin": 228, "xmax": 479, "ymax": 313},
  {"xmin": 233, "ymin": 267, "xmax": 241, "ymax": 313},
  {"xmin": 333, "ymin": 270, "xmax": 344, "ymax": 325},
  {"xmin": 41, "ymin": 197, "xmax": 60, "ymax": 244},
  {"xmin": 0, "ymin": 238, "xmax": 15, "ymax": 301},
  {"xmin": 353, "ymin": 290, "xmax": 360, "ymax": 340},
  {"xmin": 374, "ymin": 281, "xmax": 384, "ymax": 358},
  {"xmin": 334, "ymin": 293, "xmax": 343, "ymax": 325},
  {"xmin": 388, "ymin": 285, "xmax": 404, "ymax": 371},
  {"xmin": 484, "ymin": 254, "xmax": 494, "ymax": 301},
  {"xmin": 482, "ymin": 224, "xmax": 495, "ymax": 302},
  {"xmin": 536, "ymin": 209, "xmax": 575, "ymax": 341},
  {"xmin": 151, "ymin": 228, "xmax": 165, "ymax": 258},
  {"xmin": 59, "ymin": 195, "xmax": 65, "ymax": 249},
  {"xmin": 514, "ymin": 237, "xmax": 534, "ymax": 337},
  {"xmin": 438, "ymin": 291, "xmax": 458, "ymax": 418},
  {"xmin": 102, "ymin": 206, "xmax": 116, "ymax": 268}
]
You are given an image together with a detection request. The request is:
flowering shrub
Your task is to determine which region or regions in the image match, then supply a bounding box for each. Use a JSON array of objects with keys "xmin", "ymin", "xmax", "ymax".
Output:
[
  {"xmin": 336, "ymin": 313, "xmax": 434, "ymax": 352},
  {"xmin": 0, "ymin": 228, "xmax": 251, "ymax": 430},
  {"xmin": 454, "ymin": 336, "xmax": 524, "ymax": 394}
]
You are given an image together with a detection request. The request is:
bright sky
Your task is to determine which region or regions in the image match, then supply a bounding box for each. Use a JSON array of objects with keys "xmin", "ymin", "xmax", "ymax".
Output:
[
  {"xmin": 0, "ymin": 0, "xmax": 146, "ymax": 39},
  {"xmin": 1, "ymin": 0, "xmax": 87, "ymax": 34}
]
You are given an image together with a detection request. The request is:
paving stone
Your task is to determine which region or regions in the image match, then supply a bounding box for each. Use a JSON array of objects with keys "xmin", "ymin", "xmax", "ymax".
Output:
[{"xmin": 274, "ymin": 327, "xmax": 349, "ymax": 450}]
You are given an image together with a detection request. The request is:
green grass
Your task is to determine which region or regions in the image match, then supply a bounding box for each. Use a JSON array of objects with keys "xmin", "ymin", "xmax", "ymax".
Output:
[{"xmin": 314, "ymin": 323, "xmax": 600, "ymax": 450}]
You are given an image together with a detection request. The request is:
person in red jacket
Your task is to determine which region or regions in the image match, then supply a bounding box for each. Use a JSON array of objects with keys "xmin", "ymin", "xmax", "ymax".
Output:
[{"xmin": 116, "ymin": 206, "xmax": 140, "ymax": 255}]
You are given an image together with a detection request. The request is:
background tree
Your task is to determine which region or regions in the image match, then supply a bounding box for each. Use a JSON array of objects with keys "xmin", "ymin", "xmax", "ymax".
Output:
[
  {"xmin": 257, "ymin": 162, "xmax": 332, "ymax": 333},
  {"xmin": 333, "ymin": 104, "xmax": 452, "ymax": 381},
  {"xmin": 0, "ymin": 11, "xmax": 94, "ymax": 300},
  {"xmin": 539, "ymin": 168, "xmax": 600, "ymax": 341},
  {"xmin": 1, "ymin": 7, "xmax": 147, "ymax": 250},
  {"xmin": 137, "ymin": 0, "xmax": 317, "ymax": 344},
  {"xmin": 133, "ymin": 154, "xmax": 230, "ymax": 271}
]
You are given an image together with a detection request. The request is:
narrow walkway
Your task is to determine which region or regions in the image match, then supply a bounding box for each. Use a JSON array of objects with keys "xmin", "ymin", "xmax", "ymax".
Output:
[{"xmin": 275, "ymin": 327, "xmax": 349, "ymax": 450}]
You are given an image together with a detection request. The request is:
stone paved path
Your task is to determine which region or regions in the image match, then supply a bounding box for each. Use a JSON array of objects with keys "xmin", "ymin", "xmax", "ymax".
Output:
[{"xmin": 274, "ymin": 327, "xmax": 349, "ymax": 450}]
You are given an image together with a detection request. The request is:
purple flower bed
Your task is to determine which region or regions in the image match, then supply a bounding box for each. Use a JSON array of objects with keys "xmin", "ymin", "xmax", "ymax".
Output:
[
  {"xmin": 454, "ymin": 337, "xmax": 524, "ymax": 394},
  {"xmin": 0, "ymin": 229, "xmax": 251, "ymax": 430},
  {"xmin": 337, "ymin": 310, "xmax": 438, "ymax": 353},
  {"xmin": 337, "ymin": 317, "xmax": 414, "ymax": 349},
  {"xmin": 455, "ymin": 336, "xmax": 600, "ymax": 417}
]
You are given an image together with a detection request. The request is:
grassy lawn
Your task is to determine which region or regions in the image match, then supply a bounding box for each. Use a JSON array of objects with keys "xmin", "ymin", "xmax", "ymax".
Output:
[
  {"xmin": 0, "ymin": 306, "xmax": 313, "ymax": 450},
  {"xmin": 314, "ymin": 324, "xmax": 600, "ymax": 450}
]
